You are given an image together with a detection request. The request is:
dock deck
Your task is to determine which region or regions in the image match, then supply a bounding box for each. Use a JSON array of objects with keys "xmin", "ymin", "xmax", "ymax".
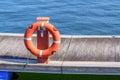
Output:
[{"xmin": 0, "ymin": 33, "xmax": 120, "ymax": 74}]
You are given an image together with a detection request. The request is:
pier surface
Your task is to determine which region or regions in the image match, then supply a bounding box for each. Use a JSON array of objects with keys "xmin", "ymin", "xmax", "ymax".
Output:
[{"xmin": 0, "ymin": 33, "xmax": 120, "ymax": 74}]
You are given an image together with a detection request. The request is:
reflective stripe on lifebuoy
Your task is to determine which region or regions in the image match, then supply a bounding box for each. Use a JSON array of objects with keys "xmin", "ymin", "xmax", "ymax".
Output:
[
  {"xmin": 24, "ymin": 22, "xmax": 60, "ymax": 57},
  {"xmin": 24, "ymin": 38, "xmax": 32, "ymax": 40},
  {"xmin": 39, "ymin": 50, "xmax": 43, "ymax": 58}
]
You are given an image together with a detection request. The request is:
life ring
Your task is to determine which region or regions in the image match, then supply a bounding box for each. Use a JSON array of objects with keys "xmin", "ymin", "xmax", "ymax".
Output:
[{"xmin": 24, "ymin": 21, "xmax": 60, "ymax": 58}]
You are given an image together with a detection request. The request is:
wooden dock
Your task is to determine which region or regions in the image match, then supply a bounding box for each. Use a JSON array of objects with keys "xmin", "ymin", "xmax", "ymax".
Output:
[{"xmin": 0, "ymin": 33, "xmax": 120, "ymax": 74}]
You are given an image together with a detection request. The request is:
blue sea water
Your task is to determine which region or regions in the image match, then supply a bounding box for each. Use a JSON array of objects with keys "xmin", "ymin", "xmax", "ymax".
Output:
[{"xmin": 0, "ymin": 0, "xmax": 120, "ymax": 35}]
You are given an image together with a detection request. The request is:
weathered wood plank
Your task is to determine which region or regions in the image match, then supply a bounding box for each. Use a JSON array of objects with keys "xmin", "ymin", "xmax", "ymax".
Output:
[
  {"xmin": 0, "ymin": 33, "xmax": 120, "ymax": 61},
  {"xmin": 1, "ymin": 60, "xmax": 120, "ymax": 74},
  {"xmin": 62, "ymin": 61, "xmax": 120, "ymax": 74},
  {"xmin": 0, "ymin": 60, "xmax": 62, "ymax": 73},
  {"xmin": 63, "ymin": 38, "xmax": 119, "ymax": 61}
]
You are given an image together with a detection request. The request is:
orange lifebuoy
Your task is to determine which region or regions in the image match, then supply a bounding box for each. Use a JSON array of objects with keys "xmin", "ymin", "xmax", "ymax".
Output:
[{"xmin": 24, "ymin": 18, "xmax": 60, "ymax": 60}]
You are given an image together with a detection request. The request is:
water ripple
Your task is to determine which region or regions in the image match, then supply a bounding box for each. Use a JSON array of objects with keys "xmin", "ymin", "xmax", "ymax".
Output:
[{"xmin": 0, "ymin": 0, "xmax": 120, "ymax": 35}]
